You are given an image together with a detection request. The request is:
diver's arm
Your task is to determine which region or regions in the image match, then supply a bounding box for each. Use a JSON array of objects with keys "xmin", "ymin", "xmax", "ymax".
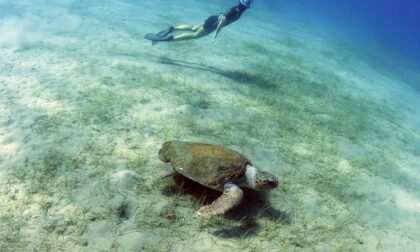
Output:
[{"xmin": 212, "ymin": 16, "xmax": 226, "ymax": 42}]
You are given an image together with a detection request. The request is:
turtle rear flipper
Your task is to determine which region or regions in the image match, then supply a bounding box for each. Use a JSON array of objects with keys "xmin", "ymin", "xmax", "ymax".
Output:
[{"xmin": 197, "ymin": 182, "xmax": 244, "ymax": 216}]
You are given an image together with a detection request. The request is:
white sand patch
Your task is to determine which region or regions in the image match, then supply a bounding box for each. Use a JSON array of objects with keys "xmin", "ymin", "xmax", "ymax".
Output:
[
  {"xmin": 396, "ymin": 155, "xmax": 420, "ymax": 188},
  {"xmin": 293, "ymin": 142, "xmax": 310, "ymax": 156},
  {"xmin": 18, "ymin": 96, "xmax": 68, "ymax": 114},
  {"xmin": 117, "ymin": 232, "xmax": 158, "ymax": 251},
  {"xmin": 0, "ymin": 143, "xmax": 18, "ymax": 153},
  {"xmin": 393, "ymin": 189, "xmax": 420, "ymax": 214},
  {"xmin": 349, "ymin": 171, "xmax": 420, "ymax": 247},
  {"xmin": 82, "ymin": 220, "xmax": 115, "ymax": 250},
  {"xmin": 0, "ymin": 7, "xmax": 81, "ymax": 50},
  {"xmin": 336, "ymin": 159, "xmax": 352, "ymax": 174},
  {"xmin": 110, "ymin": 169, "xmax": 140, "ymax": 190}
]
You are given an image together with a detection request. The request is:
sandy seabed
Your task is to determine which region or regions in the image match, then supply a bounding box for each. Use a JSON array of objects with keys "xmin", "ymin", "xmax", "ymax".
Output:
[{"xmin": 0, "ymin": 0, "xmax": 419, "ymax": 251}]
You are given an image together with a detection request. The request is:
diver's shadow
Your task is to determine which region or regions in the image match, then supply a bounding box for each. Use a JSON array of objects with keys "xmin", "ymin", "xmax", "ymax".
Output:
[
  {"xmin": 156, "ymin": 57, "xmax": 278, "ymax": 90},
  {"xmin": 161, "ymin": 174, "xmax": 290, "ymax": 239}
]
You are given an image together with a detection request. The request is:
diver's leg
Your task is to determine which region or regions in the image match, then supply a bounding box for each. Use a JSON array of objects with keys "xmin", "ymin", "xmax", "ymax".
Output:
[
  {"xmin": 191, "ymin": 24, "xmax": 203, "ymax": 31},
  {"xmin": 171, "ymin": 26, "xmax": 207, "ymax": 42},
  {"xmin": 145, "ymin": 25, "xmax": 207, "ymax": 44},
  {"xmin": 173, "ymin": 24, "xmax": 203, "ymax": 31},
  {"xmin": 173, "ymin": 24, "xmax": 197, "ymax": 31}
]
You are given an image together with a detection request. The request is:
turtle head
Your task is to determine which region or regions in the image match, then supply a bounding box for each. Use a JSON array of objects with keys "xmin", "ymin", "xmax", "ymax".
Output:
[
  {"xmin": 255, "ymin": 171, "xmax": 279, "ymax": 190},
  {"xmin": 245, "ymin": 165, "xmax": 278, "ymax": 190}
]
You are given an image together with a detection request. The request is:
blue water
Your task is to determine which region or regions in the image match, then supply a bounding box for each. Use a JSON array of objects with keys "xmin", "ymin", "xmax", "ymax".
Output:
[{"xmin": 264, "ymin": 0, "xmax": 420, "ymax": 63}]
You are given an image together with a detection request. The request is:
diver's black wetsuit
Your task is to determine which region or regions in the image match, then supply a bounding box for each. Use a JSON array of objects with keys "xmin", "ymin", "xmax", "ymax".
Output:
[{"xmin": 203, "ymin": 4, "xmax": 248, "ymax": 34}]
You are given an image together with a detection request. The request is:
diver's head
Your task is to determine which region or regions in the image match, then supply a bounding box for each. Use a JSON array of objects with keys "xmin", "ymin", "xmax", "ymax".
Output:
[{"xmin": 239, "ymin": 0, "xmax": 254, "ymax": 8}]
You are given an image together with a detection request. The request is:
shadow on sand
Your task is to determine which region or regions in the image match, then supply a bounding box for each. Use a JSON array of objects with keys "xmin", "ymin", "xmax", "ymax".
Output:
[
  {"xmin": 161, "ymin": 174, "xmax": 289, "ymax": 239},
  {"xmin": 156, "ymin": 56, "xmax": 279, "ymax": 91}
]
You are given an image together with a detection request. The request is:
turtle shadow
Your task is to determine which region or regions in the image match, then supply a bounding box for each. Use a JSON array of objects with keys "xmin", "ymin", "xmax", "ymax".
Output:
[
  {"xmin": 214, "ymin": 188, "xmax": 291, "ymax": 239},
  {"xmin": 161, "ymin": 174, "xmax": 290, "ymax": 239},
  {"xmin": 155, "ymin": 57, "xmax": 278, "ymax": 91}
]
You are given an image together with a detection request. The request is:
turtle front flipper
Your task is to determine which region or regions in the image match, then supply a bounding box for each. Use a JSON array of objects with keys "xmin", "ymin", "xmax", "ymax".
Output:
[{"xmin": 197, "ymin": 182, "xmax": 244, "ymax": 216}]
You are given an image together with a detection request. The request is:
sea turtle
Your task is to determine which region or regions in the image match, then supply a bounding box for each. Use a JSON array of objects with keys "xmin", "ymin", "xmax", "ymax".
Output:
[{"xmin": 158, "ymin": 141, "xmax": 278, "ymax": 216}]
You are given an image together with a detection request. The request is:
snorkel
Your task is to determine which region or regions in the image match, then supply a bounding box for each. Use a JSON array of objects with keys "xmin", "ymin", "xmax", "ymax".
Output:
[{"xmin": 239, "ymin": 0, "xmax": 253, "ymax": 8}]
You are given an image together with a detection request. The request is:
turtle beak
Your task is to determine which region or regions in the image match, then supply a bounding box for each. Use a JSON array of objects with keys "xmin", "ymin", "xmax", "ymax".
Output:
[{"xmin": 268, "ymin": 178, "xmax": 279, "ymax": 189}]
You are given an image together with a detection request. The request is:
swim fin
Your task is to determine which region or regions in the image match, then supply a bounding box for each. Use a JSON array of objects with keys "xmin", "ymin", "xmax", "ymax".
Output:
[
  {"xmin": 144, "ymin": 33, "xmax": 174, "ymax": 45},
  {"xmin": 156, "ymin": 26, "xmax": 174, "ymax": 37},
  {"xmin": 144, "ymin": 26, "xmax": 175, "ymax": 45}
]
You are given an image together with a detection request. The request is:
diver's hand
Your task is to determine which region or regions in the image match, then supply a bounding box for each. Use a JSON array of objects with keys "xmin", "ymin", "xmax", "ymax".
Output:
[
  {"xmin": 212, "ymin": 16, "xmax": 225, "ymax": 43},
  {"xmin": 212, "ymin": 30, "xmax": 219, "ymax": 42}
]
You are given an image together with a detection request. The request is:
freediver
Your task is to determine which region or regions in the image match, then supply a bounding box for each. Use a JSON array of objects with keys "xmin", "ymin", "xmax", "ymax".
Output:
[{"xmin": 144, "ymin": 0, "xmax": 253, "ymax": 45}]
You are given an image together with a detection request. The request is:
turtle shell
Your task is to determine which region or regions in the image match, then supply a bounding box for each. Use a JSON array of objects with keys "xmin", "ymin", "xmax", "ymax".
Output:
[{"xmin": 159, "ymin": 141, "xmax": 251, "ymax": 190}]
